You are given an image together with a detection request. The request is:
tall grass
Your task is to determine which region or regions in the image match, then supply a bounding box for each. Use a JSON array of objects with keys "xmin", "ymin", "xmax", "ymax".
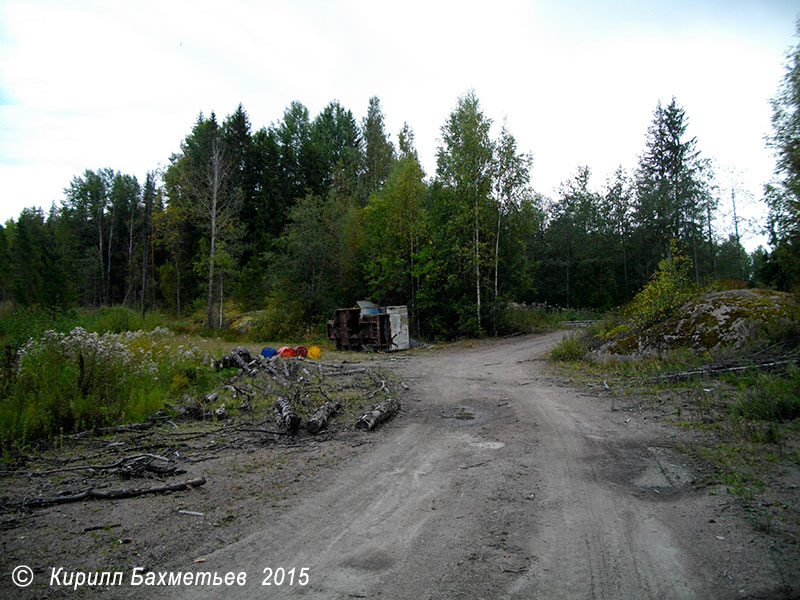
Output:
[
  {"xmin": 502, "ymin": 303, "xmax": 601, "ymax": 333},
  {"xmin": 0, "ymin": 305, "xmax": 80, "ymax": 350},
  {"xmin": 728, "ymin": 366, "xmax": 800, "ymax": 422},
  {"xmin": 79, "ymin": 306, "xmax": 168, "ymax": 334},
  {"xmin": 0, "ymin": 325, "xmax": 219, "ymax": 448},
  {"xmin": 548, "ymin": 334, "xmax": 590, "ymax": 362},
  {"xmin": 0, "ymin": 305, "xmax": 168, "ymax": 348}
]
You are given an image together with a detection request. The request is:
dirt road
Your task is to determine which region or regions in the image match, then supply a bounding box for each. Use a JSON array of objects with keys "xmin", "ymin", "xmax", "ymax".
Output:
[{"xmin": 158, "ymin": 332, "xmax": 794, "ymax": 599}]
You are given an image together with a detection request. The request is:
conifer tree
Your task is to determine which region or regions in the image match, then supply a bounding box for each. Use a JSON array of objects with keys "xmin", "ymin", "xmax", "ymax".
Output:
[
  {"xmin": 634, "ymin": 98, "xmax": 713, "ymax": 285},
  {"xmin": 765, "ymin": 18, "xmax": 800, "ymax": 288}
]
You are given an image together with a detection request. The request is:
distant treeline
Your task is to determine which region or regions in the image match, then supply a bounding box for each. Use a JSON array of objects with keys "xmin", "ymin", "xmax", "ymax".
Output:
[{"xmin": 2, "ymin": 57, "xmax": 799, "ymax": 338}]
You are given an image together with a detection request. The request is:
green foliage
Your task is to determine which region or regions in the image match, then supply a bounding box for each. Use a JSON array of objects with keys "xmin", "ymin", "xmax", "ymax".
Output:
[
  {"xmin": 232, "ymin": 256, "xmax": 269, "ymax": 311},
  {"xmin": 272, "ymin": 192, "xmax": 363, "ymax": 324},
  {"xmin": 762, "ymin": 19, "xmax": 800, "ymax": 291},
  {"xmin": 80, "ymin": 306, "xmax": 167, "ymax": 334},
  {"xmin": 634, "ymin": 97, "xmax": 715, "ymax": 286},
  {"xmin": 0, "ymin": 305, "xmax": 79, "ymax": 349},
  {"xmin": 435, "ymin": 91, "xmax": 495, "ymax": 335},
  {"xmin": 729, "ymin": 366, "xmax": 800, "ymax": 422},
  {"xmin": 767, "ymin": 18, "xmax": 800, "ymax": 201},
  {"xmin": 361, "ymin": 96, "xmax": 395, "ymax": 201},
  {"xmin": 363, "ymin": 143, "xmax": 427, "ymax": 311},
  {"xmin": 548, "ymin": 334, "xmax": 588, "ymax": 362},
  {"xmin": 502, "ymin": 303, "xmax": 600, "ymax": 334},
  {"xmin": 0, "ymin": 326, "xmax": 216, "ymax": 448},
  {"xmin": 247, "ymin": 296, "xmax": 307, "ymax": 340},
  {"xmin": 7, "ymin": 208, "xmax": 75, "ymax": 308},
  {"xmin": 0, "ymin": 91, "xmax": 767, "ymax": 343},
  {"xmin": 309, "ymin": 100, "xmax": 362, "ymax": 197},
  {"xmin": 624, "ymin": 245, "xmax": 694, "ymax": 331},
  {"xmin": 0, "ymin": 305, "xmax": 168, "ymax": 348}
]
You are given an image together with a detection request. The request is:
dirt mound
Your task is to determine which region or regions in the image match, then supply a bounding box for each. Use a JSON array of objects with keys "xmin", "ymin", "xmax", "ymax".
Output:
[{"xmin": 603, "ymin": 289, "xmax": 797, "ymax": 354}]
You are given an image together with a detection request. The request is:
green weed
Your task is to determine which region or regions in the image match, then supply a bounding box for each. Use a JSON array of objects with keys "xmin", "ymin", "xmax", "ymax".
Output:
[
  {"xmin": 502, "ymin": 303, "xmax": 601, "ymax": 334},
  {"xmin": 79, "ymin": 306, "xmax": 168, "ymax": 334},
  {"xmin": 549, "ymin": 335, "xmax": 589, "ymax": 362},
  {"xmin": 728, "ymin": 366, "xmax": 800, "ymax": 422},
  {"xmin": 0, "ymin": 326, "xmax": 220, "ymax": 448}
]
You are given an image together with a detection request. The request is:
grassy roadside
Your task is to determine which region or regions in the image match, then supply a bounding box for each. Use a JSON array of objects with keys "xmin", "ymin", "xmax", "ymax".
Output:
[
  {"xmin": 0, "ymin": 305, "xmax": 365, "ymax": 451},
  {"xmin": 502, "ymin": 303, "xmax": 603, "ymax": 333},
  {"xmin": 0, "ymin": 298, "xmax": 598, "ymax": 451},
  {"xmin": 548, "ymin": 324, "xmax": 800, "ymax": 540}
]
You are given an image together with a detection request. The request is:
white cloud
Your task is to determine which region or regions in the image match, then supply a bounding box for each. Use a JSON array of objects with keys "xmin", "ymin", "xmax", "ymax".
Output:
[{"xmin": 0, "ymin": 0, "xmax": 795, "ymax": 252}]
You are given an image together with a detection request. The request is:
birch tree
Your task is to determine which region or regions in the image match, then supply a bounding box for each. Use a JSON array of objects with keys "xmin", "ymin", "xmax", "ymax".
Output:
[{"xmin": 436, "ymin": 91, "xmax": 494, "ymax": 333}]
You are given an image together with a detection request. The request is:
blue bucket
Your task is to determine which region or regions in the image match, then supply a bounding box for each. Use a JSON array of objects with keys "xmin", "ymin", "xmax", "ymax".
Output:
[{"xmin": 261, "ymin": 346, "xmax": 278, "ymax": 358}]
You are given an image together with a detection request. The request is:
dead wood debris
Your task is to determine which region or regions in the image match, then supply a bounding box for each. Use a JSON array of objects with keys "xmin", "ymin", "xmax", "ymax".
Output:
[
  {"xmin": 274, "ymin": 396, "xmax": 301, "ymax": 433},
  {"xmin": 210, "ymin": 347, "xmax": 403, "ymax": 435},
  {"xmin": 18, "ymin": 477, "xmax": 207, "ymax": 508},
  {"xmin": 356, "ymin": 397, "xmax": 400, "ymax": 431},
  {"xmin": 0, "ymin": 350, "xmax": 404, "ymax": 513},
  {"xmin": 649, "ymin": 356, "xmax": 798, "ymax": 382},
  {"xmin": 306, "ymin": 401, "xmax": 342, "ymax": 434},
  {"xmin": 17, "ymin": 453, "xmax": 174, "ymax": 477}
]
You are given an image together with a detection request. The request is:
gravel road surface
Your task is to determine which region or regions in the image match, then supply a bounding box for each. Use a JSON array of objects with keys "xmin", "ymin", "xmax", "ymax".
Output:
[{"xmin": 163, "ymin": 332, "xmax": 796, "ymax": 599}]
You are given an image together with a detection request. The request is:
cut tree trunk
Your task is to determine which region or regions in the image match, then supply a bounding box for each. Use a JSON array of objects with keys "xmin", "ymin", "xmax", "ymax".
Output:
[
  {"xmin": 274, "ymin": 397, "xmax": 300, "ymax": 433},
  {"xmin": 306, "ymin": 401, "xmax": 341, "ymax": 434},
  {"xmin": 356, "ymin": 398, "xmax": 399, "ymax": 431}
]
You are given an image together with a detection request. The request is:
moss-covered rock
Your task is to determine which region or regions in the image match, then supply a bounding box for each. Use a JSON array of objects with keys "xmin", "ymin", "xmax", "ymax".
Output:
[
  {"xmin": 229, "ymin": 310, "xmax": 270, "ymax": 334},
  {"xmin": 602, "ymin": 289, "xmax": 798, "ymax": 355}
]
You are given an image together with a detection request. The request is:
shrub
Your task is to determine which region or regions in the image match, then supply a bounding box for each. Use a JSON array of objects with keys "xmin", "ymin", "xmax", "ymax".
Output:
[
  {"xmin": 249, "ymin": 296, "xmax": 307, "ymax": 341},
  {"xmin": 730, "ymin": 366, "xmax": 800, "ymax": 422},
  {"xmin": 549, "ymin": 334, "xmax": 588, "ymax": 362},
  {"xmin": 502, "ymin": 303, "xmax": 601, "ymax": 334},
  {"xmin": 0, "ymin": 305, "xmax": 79, "ymax": 350},
  {"xmin": 625, "ymin": 248, "xmax": 694, "ymax": 331},
  {"xmin": 80, "ymin": 306, "xmax": 167, "ymax": 334}
]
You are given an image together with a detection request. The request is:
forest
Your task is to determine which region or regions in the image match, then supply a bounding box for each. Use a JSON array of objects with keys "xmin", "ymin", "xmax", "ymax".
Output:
[{"xmin": 1, "ymin": 34, "xmax": 798, "ymax": 341}]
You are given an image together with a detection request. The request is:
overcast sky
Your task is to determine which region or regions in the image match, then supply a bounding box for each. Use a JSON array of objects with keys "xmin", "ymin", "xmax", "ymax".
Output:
[{"xmin": 1, "ymin": 0, "xmax": 797, "ymax": 249}]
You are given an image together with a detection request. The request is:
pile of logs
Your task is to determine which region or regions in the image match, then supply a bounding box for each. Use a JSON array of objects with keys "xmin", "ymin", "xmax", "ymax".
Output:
[
  {"xmin": 3, "ymin": 348, "xmax": 403, "ymax": 511},
  {"xmin": 210, "ymin": 346, "xmax": 402, "ymax": 435},
  {"xmin": 217, "ymin": 346, "xmax": 255, "ymax": 373}
]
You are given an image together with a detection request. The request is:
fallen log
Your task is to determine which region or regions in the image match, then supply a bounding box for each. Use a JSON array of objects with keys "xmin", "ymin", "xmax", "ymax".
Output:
[
  {"xmin": 356, "ymin": 398, "xmax": 399, "ymax": 431},
  {"xmin": 67, "ymin": 421, "xmax": 155, "ymax": 439},
  {"xmin": 24, "ymin": 453, "xmax": 172, "ymax": 477},
  {"xmin": 306, "ymin": 401, "xmax": 342, "ymax": 434},
  {"xmin": 21, "ymin": 476, "xmax": 207, "ymax": 508},
  {"xmin": 274, "ymin": 396, "xmax": 301, "ymax": 433},
  {"xmin": 647, "ymin": 357, "xmax": 798, "ymax": 383}
]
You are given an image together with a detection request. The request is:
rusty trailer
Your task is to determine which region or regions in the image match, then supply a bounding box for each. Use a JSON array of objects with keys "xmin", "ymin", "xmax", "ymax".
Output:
[{"xmin": 327, "ymin": 302, "xmax": 409, "ymax": 351}]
